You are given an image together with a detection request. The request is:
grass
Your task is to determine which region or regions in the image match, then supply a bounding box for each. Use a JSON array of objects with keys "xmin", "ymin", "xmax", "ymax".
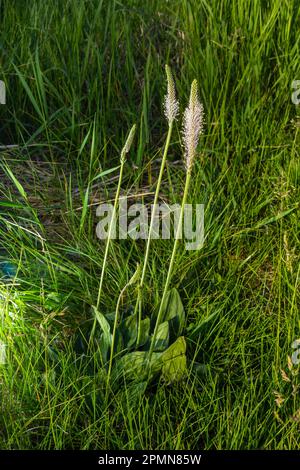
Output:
[{"xmin": 0, "ymin": 0, "xmax": 300, "ymax": 449}]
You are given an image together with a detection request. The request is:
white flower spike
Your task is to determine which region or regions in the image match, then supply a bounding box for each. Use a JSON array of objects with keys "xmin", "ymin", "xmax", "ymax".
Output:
[
  {"xmin": 182, "ymin": 79, "xmax": 204, "ymax": 171},
  {"xmin": 164, "ymin": 65, "xmax": 179, "ymax": 125}
]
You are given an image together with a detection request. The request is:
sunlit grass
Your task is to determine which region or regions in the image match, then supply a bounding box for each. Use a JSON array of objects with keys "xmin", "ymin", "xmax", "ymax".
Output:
[{"xmin": 0, "ymin": 0, "xmax": 300, "ymax": 450}]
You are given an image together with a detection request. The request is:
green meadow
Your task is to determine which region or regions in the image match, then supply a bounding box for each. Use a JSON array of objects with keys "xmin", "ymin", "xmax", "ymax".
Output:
[{"xmin": 0, "ymin": 0, "xmax": 299, "ymax": 449}]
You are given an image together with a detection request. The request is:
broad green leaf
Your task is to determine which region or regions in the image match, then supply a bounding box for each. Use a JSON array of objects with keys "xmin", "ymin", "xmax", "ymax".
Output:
[
  {"xmin": 99, "ymin": 334, "xmax": 110, "ymax": 363},
  {"xmin": 153, "ymin": 321, "xmax": 169, "ymax": 351},
  {"xmin": 113, "ymin": 351, "xmax": 147, "ymax": 381},
  {"xmin": 92, "ymin": 307, "xmax": 111, "ymax": 341},
  {"xmin": 161, "ymin": 336, "xmax": 187, "ymax": 383},
  {"xmin": 112, "ymin": 351, "xmax": 162, "ymax": 382},
  {"xmin": 113, "ymin": 329, "xmax": 124, "ymax": 355},
  {"xmin": 136, "ymin": 317, "xmax": 150, "ymax": 348},
  {"xmin": 120, "ymin": 314, "xmax": 137, "ymax": 349},
  {"xmin": 160, "ymin": 288, "xmax": 185, "ymax": 336},
  {"xmin": 92, "ymin": 306, "xmax": 112, "ymax": 362}
]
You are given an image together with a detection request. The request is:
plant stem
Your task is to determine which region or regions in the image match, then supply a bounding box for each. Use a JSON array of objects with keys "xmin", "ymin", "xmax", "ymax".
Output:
[
  {"xmin": 96, "ymin": 161, "xmax": 124, "ymax": 310},
  {"xmin": 147, "ymin": 169, "xmax": 192, "ymax": 362},
  {"xmin": 106, "ymin": 282, "xmax": 126, "ymax": 395},
  {"xmin": 135, "ymin": 122, "xmax": 173, "ymax": 345},
  {"xmin": 136, "ymin": 284, "xmax": 143, "ymax": 346},
  {"xmin": 89, "ymin": 161, "xmax": 125, "ymax": 345}
]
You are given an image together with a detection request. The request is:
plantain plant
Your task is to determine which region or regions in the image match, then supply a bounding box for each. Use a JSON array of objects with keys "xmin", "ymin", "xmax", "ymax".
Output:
[
  {"xmin": 134, "ymin": 64, "xmax": 178, "ymax": 346},
  {"xmin": 148, "ymin": 79, "xmax": 205, "ymax": 364},
  {"xmin": 73, "ymin": 69, "xmax": 205, "ymax": 397}
]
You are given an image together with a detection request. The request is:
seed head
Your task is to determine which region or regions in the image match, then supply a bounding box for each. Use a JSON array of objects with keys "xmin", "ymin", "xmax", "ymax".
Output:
[
  {"xmin": 182, "ymin": 79, "xmax": 204, "ymax": 171},
  {"xmin": 120, "ymin": 124, "xmax": 136, "ymax": 163},
  {"xmin": 164, "ymin": 65, "xmax": 179, "ymax": 125},
  {"xmin": 128, "ymin": 263, "xmax": 141, "ymax": 286}
]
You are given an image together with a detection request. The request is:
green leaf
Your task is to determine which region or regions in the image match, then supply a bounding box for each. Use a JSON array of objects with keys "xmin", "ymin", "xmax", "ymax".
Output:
[
  {"xmin": 153, "ymin": 321, "xmax": 169, "ymax": 351},
  {"xmin": 113, "ymin": 329, "xmax": 124, "ymax": 355},
  {"xmin": 92, "ymin": 306, "xmax": 112, "ymax": 363},
  {"xmin": 112, "ymin": 351, "xmax": 162, "ymax": 382},
  {"xmin": 91, "ymin": 165, "xmax": 121, "ymax": 182},
  {"xmin": 113, "ymin": 351, "xmax": 146, "ymax": 381},
  {"xmin": 13, "ymin": 64, "xmax": 44, "ymax": 121},
  {"xmin": 160, "ymin": 288, "xmax": 185, "ymax": 336},
  {"xmin": 127, "ymin": 263, "xmax": 141, "ymax": 286},
  {"xmin": 136, "ymin": 317, "xmax": 150, "ymax": 348},
  {"xmin": 161, "ymin": 336, "xmax": 187, "ymax": 383},
  {"xmin": 99, "ymin": 334, "xmax": 110, "ymax": 364},
  {"xmin": 2, "ymin": 163, "xmax": 28, "ymax": 200},
  {"xmin": 120, "ymin": 314, "xmax": 137, "ymax": 349}
]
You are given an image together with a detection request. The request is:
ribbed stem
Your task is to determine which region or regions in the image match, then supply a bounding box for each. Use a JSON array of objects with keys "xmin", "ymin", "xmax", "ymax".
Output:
[
  {"xmin": 148, "ymin": 169, "xmax": 192, "ymax": 362},
  {"xmin": 89, "ymin": 161, "xmax": 125, "ymax": 346},
  {"xmin": 96, "ymin": 161, "xmax": 124, "ymax": 309},
  {"xmin": 135, "ymin": 122, "xmax": 173, "ymax": 345}
]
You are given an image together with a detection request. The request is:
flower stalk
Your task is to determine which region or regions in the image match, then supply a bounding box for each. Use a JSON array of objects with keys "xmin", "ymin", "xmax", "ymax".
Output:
[
  {"xmin": 90, "ymin": 124, "xmax": 136, "ymax": 345},
  {"xmin": 148, "ymin": 79, "xmax": 204, "ymax": 362},
  {"xmin": 134, "ymin": 65, "xmax": 179, "ymax": 345}
]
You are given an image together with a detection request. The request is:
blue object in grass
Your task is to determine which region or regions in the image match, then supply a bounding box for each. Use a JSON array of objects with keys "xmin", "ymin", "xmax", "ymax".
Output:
[{"xmin": 0, "ymin": 260, "xmax": 17, "ymax": 278}]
